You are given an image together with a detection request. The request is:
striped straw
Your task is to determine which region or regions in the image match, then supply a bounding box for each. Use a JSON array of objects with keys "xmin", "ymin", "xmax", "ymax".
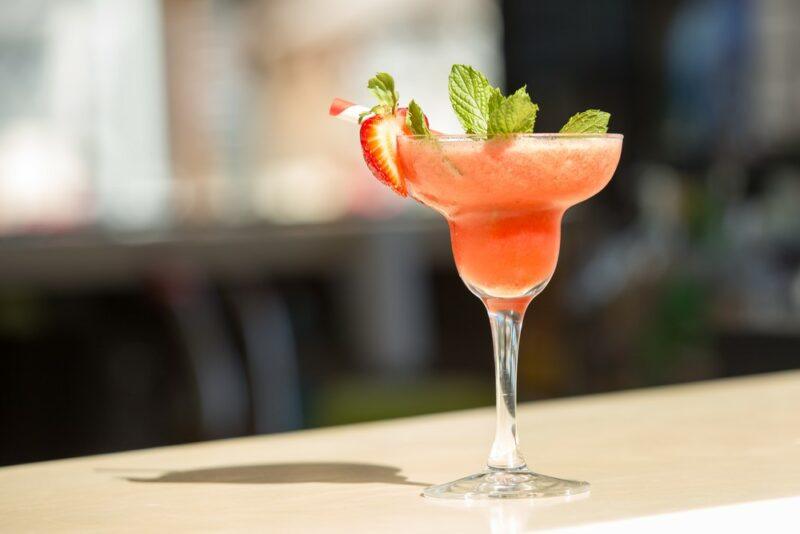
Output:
[{"xmin": 329, "ymin": 98, "xmax": 370, "ymax": 124}]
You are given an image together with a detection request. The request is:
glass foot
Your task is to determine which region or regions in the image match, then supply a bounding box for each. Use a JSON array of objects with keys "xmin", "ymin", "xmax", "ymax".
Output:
[{"xmin": 422, "ymin": 469, "xmax": 589, "ymax": 500}]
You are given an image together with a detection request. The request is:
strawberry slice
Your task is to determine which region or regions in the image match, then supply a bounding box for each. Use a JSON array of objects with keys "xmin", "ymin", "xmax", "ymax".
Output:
[
  {"xmin": 359, "ymin": 110, "xmax": 408, "ymax": 196},
  {"xmin": 351, "ymin": 73, "xmax": 433, "ymax": 196},
  {"xmin": 359, "ymin": 107, "xmax": 432, "ymax": 196}
]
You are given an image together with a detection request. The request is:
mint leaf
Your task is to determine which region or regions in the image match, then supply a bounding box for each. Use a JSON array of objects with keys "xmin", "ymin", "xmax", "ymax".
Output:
[
  {"xmin": 560, "ymin": 109, "xmax": 611, "ymax": 133},
  {"xmin": 448, "ymin": 65, "xmax": 539, "ymax": 136},
  {"xmin": 487, "ymin": 86, "xmax": 538, "ymax": 135},
  {"xmin": 487, "ymin": 87, "xmax": 504, "ymax": 117},
  {"xmin": 448, "ymin": 65, "xmax": 499, "ymax": 134},
  {"xmin": 359, "ymin": 104, "xmax": 385, "ymax": 123},
  {"xmin": 367, "ymin": 72, "xmax": 399, "ymax": 112},
  {"xmin": 405, "ymin": 100, "xmax": 431, "ymax": 136}
]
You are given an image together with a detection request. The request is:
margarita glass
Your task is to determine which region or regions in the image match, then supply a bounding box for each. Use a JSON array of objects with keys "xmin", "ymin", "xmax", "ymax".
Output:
[{"xmin": 398, "ymin": 133, "xmax": 623, "ymax": 499}]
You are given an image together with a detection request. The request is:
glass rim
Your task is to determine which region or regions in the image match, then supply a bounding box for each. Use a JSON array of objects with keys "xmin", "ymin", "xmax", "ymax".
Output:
[{"xmin": 399, "ymin": 132, "xmax": 623, "ymax": 141}]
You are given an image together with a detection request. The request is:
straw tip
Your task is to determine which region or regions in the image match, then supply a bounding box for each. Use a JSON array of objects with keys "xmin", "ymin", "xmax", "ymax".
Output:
[{"xmin": 329, "ymin": 98, "xmax": 355, "ymax": 116}]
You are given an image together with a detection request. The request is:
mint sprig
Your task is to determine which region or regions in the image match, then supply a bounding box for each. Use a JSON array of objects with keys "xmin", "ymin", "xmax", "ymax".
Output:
[
  {"xmin": 487, "ymin": 86, "xmax": 538, "ymax": 136},
  {"xmin": 359, "ymin": 67, "xmax": 612, "ymax": 138},
  {"xmin": 559, "ymin": 109, "xmax": 610, "ymax": 134},
  {"xmin": 448, "ymin": 65, "xmax": 500, "ymax": 135},
  {"xmin": 448, "ymin": 65, "xmax": 538, "ymax": 136},
  {"xmin": 367, "ymin": 72, "xmax": 399, "ymax": 113},
  {"xmin": 406, "ymin": 100, "xmax": 431, "ymax": 136}
]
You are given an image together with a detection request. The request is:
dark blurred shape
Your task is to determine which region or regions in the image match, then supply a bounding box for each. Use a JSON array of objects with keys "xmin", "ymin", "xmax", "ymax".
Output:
[
  {"xmin": 0, "ymin": 290, "xmax": 195, "ymax": 465},
  {"xmin": 661, "ymin": 0, "xmax": 748, "ymax": 163}
]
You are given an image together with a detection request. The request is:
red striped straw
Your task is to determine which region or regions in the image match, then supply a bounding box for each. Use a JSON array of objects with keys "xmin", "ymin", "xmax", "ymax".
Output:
[{"xmin": 329, "ymin": 98, "xmax": 370, "ymax": 124}]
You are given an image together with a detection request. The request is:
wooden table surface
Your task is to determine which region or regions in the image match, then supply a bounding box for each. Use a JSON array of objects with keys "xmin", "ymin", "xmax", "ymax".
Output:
[{"xmin": 2, "ymin": 371, "xmax": 800, "ymax": 532}]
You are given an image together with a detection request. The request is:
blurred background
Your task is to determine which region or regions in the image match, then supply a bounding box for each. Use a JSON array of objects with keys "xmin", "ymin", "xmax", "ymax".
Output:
[{"xmin": 1, "ymin": 0, "xmax": 799, "ymax": 466}]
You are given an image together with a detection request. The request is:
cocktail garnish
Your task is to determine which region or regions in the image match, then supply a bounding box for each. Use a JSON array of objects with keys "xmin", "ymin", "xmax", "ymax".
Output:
[
  {"xmin": 357, "ymin": 73, "xmax": 430, "ymax": 196},
  {"xmin": 447, "ymin": 64, "xmax": 612, "ymax": 137},
  {"xmin": 405, "ymin": 100, "xmax": 431, "ymax": 137},
  {"xmin": 448, "ymin": 64, "xmax": 538, "ymax": 136},
  {"xmin": 559, "ymin": 109, "xmax": 611, "ymax": 134},
  {"xmin": 330, "ymin": 66, "xmax": 613, "ymax": 197}
]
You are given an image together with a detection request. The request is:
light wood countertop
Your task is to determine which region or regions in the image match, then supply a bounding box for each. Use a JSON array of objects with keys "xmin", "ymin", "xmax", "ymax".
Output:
[{"xmin": 2, "ymin": 371, "xmax": 800, "ymax": 532}]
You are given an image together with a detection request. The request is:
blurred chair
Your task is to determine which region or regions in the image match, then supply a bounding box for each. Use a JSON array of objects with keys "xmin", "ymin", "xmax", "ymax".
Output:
[
  {"xmin": 155, "ymin": 272, "xmax": 250, "ymax": 439},
  {"xmin": 154, "ymin": 267, "xmax": 303, "ymax": 438},
  {"xmin": 229, "ymin": 288, "xmax": 302, "ymax": 434}
]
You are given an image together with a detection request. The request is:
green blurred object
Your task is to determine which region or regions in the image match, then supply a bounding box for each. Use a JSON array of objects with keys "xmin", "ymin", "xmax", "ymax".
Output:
[
  {"xmin": 309, "ymin": 375, "xmax": 492, "ymax": 427},
  {"xmin": 637, "ymin": 274, "xmax": 713, "ymax": 385},
  {"xmin": 685, "ymin": 181, "xmax": 725, "ymax": 246},
  {"xmin": 0, "ymin": 292, "xmax": 43, "ymax": 338}
]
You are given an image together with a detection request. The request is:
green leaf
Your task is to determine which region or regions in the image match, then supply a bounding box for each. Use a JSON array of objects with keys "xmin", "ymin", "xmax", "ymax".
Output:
[
  {"xmin": 367, "ymin": 72, "xmax": 399, "ymax": 112},
  {"xmin": 487, "ymin": 87, "xmax": 504, "ymax": 116},
  {"xmin": 359, "ymin": 104, "xmax": 389, "ymax": 123},
  {"xmin": 405, "ymin": 100, "xmax": 431, "ymax": 136},
  {"xmin": 448, "ymin": 65, "xmax": 499, "ymax": 134},
  {"xmin": 559, "ymin": 109, "xmax": 611, "ymax": 134},
  {"xmin": 487, "ymin": 86, "xmax": 538, "ymax": 135}
]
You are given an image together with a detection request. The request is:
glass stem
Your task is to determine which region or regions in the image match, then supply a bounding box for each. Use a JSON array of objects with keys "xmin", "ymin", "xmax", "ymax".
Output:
[{"xmin": 487, "ymin": 308, "xmax": 527, "ymax": 470}]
